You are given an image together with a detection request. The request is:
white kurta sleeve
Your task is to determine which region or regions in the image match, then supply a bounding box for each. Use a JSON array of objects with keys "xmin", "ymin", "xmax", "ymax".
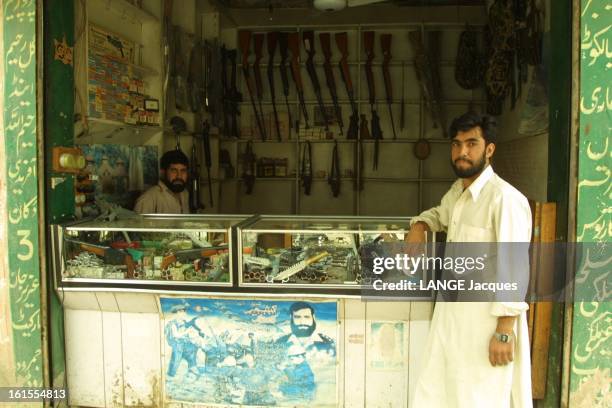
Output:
[
  {"xmin": 490, "ymin": 189, "xmax": 532, "ymax": 317},
  {"xmin": 410, "ymin": 188, "xmax": 454, "ymax": 232}
]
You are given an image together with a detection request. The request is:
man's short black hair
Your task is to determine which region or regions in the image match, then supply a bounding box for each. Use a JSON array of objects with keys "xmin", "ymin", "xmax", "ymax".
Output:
[
  {"xmin": 160, "ymin": 149, "xmax": 189, "ymax": 170},
  {"xmin": 449, "ymin": 111, "xmax": 498, "ymax": 145},
  {"xmin": 289, "ymin": 301, "xmax": 314, "ymax": 317}
]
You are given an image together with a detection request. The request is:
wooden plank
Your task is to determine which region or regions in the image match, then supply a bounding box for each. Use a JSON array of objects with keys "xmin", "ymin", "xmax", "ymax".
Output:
[
  {"xmin": 531, "ymin": 203, "xmax": 556, "ymax": 399},
  {"xmin": 527, "ymin": 201, "xmax": 542, "ymax": 347}
]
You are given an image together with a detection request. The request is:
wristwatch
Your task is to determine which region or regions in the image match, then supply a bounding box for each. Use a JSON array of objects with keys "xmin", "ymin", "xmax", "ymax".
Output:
[{"xmin": 494, "ymin": 332, "xmax": 513, "ymax": 343}]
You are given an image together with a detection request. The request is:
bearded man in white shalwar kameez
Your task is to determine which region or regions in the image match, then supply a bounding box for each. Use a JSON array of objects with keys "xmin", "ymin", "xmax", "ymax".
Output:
[{"xmin": 408, "ymin": 112, "xmax": 533, "ymax": 408}]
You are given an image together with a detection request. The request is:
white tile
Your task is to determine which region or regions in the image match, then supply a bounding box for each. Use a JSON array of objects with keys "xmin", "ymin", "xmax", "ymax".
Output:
[
  {"xmin": 65, "ymin": 309, "xmax": 105, "ymax": 407},
  {"xmin": 121, "ymin": 312, "xmax": 162, "ymax": 406}
]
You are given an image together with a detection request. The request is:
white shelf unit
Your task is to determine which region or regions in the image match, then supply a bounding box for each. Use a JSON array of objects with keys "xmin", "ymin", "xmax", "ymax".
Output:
[
  {"xmin": 217, "ymin": 23, "xmax": 486, "ymax": 217},
  {"xmin": 74, "ymin": 0, "xmax": 163, "ymax": 142}
]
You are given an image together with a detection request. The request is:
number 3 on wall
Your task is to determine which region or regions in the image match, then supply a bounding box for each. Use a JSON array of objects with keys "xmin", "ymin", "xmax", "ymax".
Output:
[{"xmin": 16, "ymin": 229, "xmax": 34, "ymax": 261}]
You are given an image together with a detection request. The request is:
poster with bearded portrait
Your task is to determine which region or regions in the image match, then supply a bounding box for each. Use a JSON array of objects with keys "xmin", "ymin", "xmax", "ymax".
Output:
[{"xmin": 160, "ymin": 297, "xmax": 338, "ymax": 407}]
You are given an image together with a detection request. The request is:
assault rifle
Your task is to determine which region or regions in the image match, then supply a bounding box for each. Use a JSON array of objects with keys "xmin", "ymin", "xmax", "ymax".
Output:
[
  {"xmin": 239, "ymin": 31, "xmax": 267, "ymax": 140},
  {"xmin": 302, "ymin": 31, "xmax": 328, "ymax": 131}
]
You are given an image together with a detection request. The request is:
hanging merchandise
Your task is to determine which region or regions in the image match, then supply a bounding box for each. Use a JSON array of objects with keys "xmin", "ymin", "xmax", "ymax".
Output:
[
  {"xmin": 201, "ymin": 121, "xmax": 214, "ymax": 207},
  {"xmin": 162, "ymin": 0, "xmax": 173, "ymax": 121},
  {"xmin": 363, "ymin": 31, "xmax": 383, "ymax": 170},
  {"xmin": 252, "ymin": 33, "xmax": 267, "ymax": 140},
  {"xmin": 278, "ymin": 32, "xmax": 294, "ymax": 135},
  {"xmin": 380, "ymin": 34, "xmax": 397, "ymax": 139},
  {"xmin": 303, "ymin": 31, "xmax": 329, "ymax": 131},
  {"xmin": 219, "ymin": 149, "xmax": 235, "ymax": 179},
  {"xmin": 239, "ymin": 31, "xmax": 267, "ymax": 140},
  {"xmin": 301, "ymin": 141, "xmax": 313, "ymax": 195},
  {"xmin": 221, "ymin": 46, "xmax": 241, "ymax": 138},
  {"xmin": 485, "ymin": 0, "xmax": 515, "ymax": 115},
  {"xmin": 524, "ymin": 0, "xmax": 543, "ymax": 66},
  {"xmin": 205, "ymin": 40, "xmax": 223, "ymax": 127},
  {"xmin": 409, "ymin": 30, "xmax": 447, "ymax": 137},
  {"xmin": 241, "ymin": 141, "xmax": 256, "ymax": 194},
  {"xmin": 266, "ymin": 32, "xmax": 282, "ymax": 141},
  {"xmin": 189, "ymin": 141, "xmax": 202, "ymax": 212},
  {"xmin": 454, "ymin": 25, "xmax": 485, "ymax": 90},
  {"xmin": 335, "ymin": 32, "xmax": 359, "ymax": 140},
  {"xmin": 173, "ymin": 26, "xmax": 189, "ymax": 111},
  {"xmin": 170, "ymin": 116, "xmax": 187, "ymax": 150},
  {"xmin": 320, "ymin": 33, "xmax": 344, "ymax": 137},
  {"xmin": 328, "ymin": 140, "xmax": 341, "ymax": 197},
  {"xmin": 187, "ymin": 42, "xmax": 203, "ymax": 113},
  {"xmin": 287, "ymin": 33, "xmax": 310, "ymax": 128}
]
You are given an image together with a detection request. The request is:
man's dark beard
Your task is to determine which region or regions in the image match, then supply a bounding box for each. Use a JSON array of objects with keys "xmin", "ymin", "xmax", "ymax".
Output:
[
  {"xmin": 291, "ymin": 319, "xmax": 316, "ymax": 337},
  {"xmin": 451, "ymin": 153, "xmax": 486, "ymax": 178},
  {"xmin": 163, "ymin": 178, "xmax": 186, "ymax": 193}
]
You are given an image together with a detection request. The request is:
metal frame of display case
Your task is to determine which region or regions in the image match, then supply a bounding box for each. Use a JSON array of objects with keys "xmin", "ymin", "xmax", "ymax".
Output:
[
  {"xmin": 50, "ymin": 214, "xmax": 257, "ymax": 293},
  {"xmin": 51, "ymin": 214, "xmax": 436, "ymax": 300}
]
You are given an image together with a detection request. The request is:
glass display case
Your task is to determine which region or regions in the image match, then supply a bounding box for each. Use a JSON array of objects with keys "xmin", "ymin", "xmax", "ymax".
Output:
[
  {"xmin": 51, "ymin": 215, "xmax": 253, "ymax": 288},
  {"xmin": 237, "ymin": 215, "xmax": 436, "ymax": 292}
]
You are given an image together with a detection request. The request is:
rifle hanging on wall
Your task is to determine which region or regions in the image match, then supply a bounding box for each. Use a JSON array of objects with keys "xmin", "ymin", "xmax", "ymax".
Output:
[
  {"xmin": 335, "ymin": 32, "xmax": 361, "ymax": 191},
  {"xmin": 189, "ymin": 139, "xmax": 202, "ymax": 212},
  {"xmin": 162, "ymin": 0, "xmax": 173, "ymax": 121},
  {"xmin": 252, "ymin": 33, "xmax": 267, "ymax": 141},
  {"xmin": 302, "ymin": 31, "xmax": 328, "ymax": 131},
  {"xmin": 320, "ymin": 33, "xmax": 344, "ymax": 137},
  {"xmin": 267, "ymin": 32, "xmax": 282, "ymax": 141},
  {"xmin": 400, "ymin": 61, "xmax": 405, "ymax": 132},
  {"xmin": 239, "ymin": 31, "xmax": 267, "ymax": 140},
  {"xmin": 222, "ymin": 47, "xmax": 241, "ymax": 138},
  {"xmin": 241, "ymin": 140, "xmax": 256, "ymax": 194},
  {"xmin": 202, "ymin": 120, "xmax": 213, "ymax": 207},
  {"xmin": 380, "ymin": 34, "xmax": 397, "ymax": 139},
  {"xmin": 278, "ymin": 32, "xmax": 294, "ymax": 135},
  {"xmin": 173, "ymin": 26, "xmax": 188, "ymax": 111},
  {"xmin": 335, "ymin": 32, "xmax": 358, "ymax": 140},
  {"xmin": 287, "ymin": 32, "xmax": 310, "ymax": 129},
  {"xmin": 187, "ymin": 42, "xmax": 203, "ymax": 113},
  {"xmin": 363, "ymin": 31, "xmax": 383, "ymax": 170},
  {"xmin": 300, "ymin": 141, "xmax": 313, "ymax": 195},
  {"xmin": 328, "ymin": 139, "xmax": 341, "ymax": 197}
]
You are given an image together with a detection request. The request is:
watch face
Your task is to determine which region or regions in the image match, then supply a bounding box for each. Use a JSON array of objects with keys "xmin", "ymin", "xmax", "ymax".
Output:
[{"xmin": 500, "ymin": 334, "xmax": 509, "ymax": 342}]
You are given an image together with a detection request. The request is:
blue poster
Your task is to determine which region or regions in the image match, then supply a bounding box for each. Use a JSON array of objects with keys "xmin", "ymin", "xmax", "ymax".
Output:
[{"xmin": 160, "ymin": 297, "xmax": 338, "ymax": 406}]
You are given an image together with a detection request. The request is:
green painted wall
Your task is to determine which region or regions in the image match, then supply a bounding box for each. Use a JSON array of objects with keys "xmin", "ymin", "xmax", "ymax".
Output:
[
  {"xmin": 44, "ymin": 0, "xmax": 75, "ymax": 389},
  {"xmin": 569, "ymin": 0, "xmax": 611, "ymax": 406},
  {"xmin": 2, "ymin": 0, "xmax": 43, "ymax": 388}
]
